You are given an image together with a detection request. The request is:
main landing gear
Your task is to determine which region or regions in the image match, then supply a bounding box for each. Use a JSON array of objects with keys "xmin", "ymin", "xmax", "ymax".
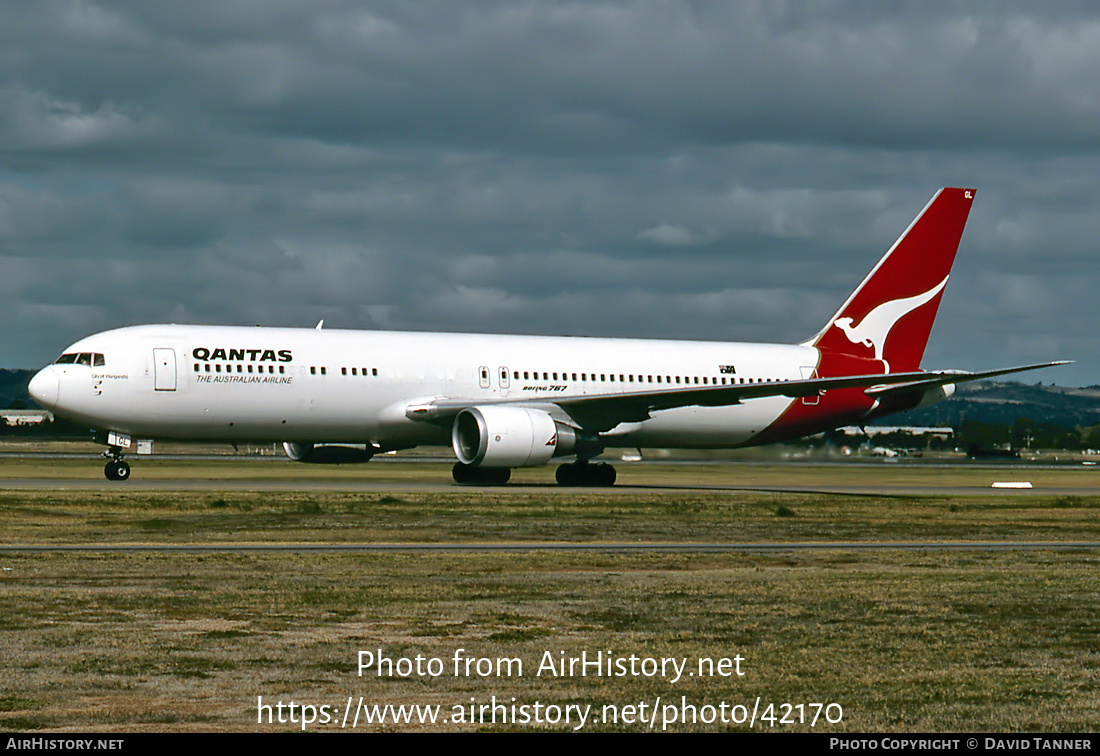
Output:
[
  {"xmin": 451, "ymin": 460, "xmax": 617, "ymax": 486},
  {"xmin": 555, "ymin": 460, "xmax": 616, "ymax": 487},
  {"xmin": 452, "ymin": 459, "xmax": 617, "ymax": 487},
  {"xmin": 451, "ymin": 462, "xmax": 511, "ymax": 485},
  {"xmin": 103, "ymin": 447, "xmax": 131, "ymax": 481}
]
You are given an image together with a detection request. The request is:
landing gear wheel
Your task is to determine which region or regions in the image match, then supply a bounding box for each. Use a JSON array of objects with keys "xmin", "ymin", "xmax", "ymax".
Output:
[
  {"xmin": 594, "ymin": 462, "xmax": 616, "ymax": 487},
  {"xmin": 104, "ymin": 460, "xmax": 130, "ymax": 481},
  {"xmin": 452, "ymin": 462, "xmax": 511, "ymax": 486},
  {"xmin": 555, "ymin": 463, "xmax": 576, "ymax": 486},
  {"xmin": 452, "ymin": 462, "xmax": 471, "ymax": 484},
  {"xmin": 485, "ymin": 467, "xmax": 511, "ymax": 485},
  {"xmin": 555, "ymin": 461, "xmax": 616, "ymax": 487}
]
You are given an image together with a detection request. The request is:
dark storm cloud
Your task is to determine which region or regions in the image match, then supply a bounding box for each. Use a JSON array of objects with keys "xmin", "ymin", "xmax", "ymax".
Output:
[{"xmin": 1, "ymin": 1, "xmax": 1098, "ymax": 385}]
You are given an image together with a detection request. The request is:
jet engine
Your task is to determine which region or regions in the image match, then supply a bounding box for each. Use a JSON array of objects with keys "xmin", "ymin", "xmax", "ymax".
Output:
[
  {"xmin": 916, "ymin": 383, "xmax": 955, "ymax": 407},
  {"xmin": 282, "ymin": 442, "xmax": 376, "ymax": 464},
  {"xmin": 866, "ymin": 383, "xmax": 956, "ymax": 420},
  {"xmin": 452, "ymin": 406, "xmax": 579, "ymax": 467}
]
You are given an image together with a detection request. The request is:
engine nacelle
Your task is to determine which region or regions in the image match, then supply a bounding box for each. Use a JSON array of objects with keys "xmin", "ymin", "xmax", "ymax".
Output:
[
  {"xmin": 282, "ymin": 442, "xmax": 375, "ymax": 464},
  {"xmin": 866, "ymin": 382, "xmax": 957, "ymax": 421},
  {"xmin": 916, "ymin": 383, "xmax": 955, "ymax": 408},
  {"xmin": 283, "ymin": 442, "xmax": 313, "ymax": 461},
  {"xmin": 452, "ymin": 406, "xmax": 577, "ymax": 467}
]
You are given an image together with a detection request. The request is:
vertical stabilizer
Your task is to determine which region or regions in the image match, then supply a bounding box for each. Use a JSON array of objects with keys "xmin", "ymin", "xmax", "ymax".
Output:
[{"xmin": 808, "ymin": 187, "xmax": 975, "ymax": 373}]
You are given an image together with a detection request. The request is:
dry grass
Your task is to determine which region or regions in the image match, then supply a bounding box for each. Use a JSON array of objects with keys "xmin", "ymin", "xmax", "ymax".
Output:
[
  {"xmin": 0, "ymin": 460, "xmax": 1098, "ymax": 732},
  {"xmin": 1, "ymin": 485, "xmax": 1097, "ymax": 546},
  {"xmin": 2, "ymin": 548, "xmax": 1097, "ymax": 732}
]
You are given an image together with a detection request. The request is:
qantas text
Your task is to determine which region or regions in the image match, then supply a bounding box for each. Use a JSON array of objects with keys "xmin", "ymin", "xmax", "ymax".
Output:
[{"xmin": 192, "ymin": 348, "xmax": 292, "ymax": 362}]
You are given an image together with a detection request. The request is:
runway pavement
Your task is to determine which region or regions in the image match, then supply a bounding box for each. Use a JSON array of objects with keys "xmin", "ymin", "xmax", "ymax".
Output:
[{"xmin": 6, "ymin": 476, "xmax": 1100, "ymax": 497}]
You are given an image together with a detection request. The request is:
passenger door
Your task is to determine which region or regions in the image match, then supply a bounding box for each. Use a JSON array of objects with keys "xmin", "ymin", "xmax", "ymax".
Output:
[{"xmin": 153, "ymin": 348, "xmax": 177, "ymax": 391}]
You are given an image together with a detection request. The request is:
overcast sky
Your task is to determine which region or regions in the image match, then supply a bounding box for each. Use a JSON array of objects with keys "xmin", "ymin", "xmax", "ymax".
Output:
[{"xmin": 2, "ymin": 1, "xmax": 1097, "ymax": 385}]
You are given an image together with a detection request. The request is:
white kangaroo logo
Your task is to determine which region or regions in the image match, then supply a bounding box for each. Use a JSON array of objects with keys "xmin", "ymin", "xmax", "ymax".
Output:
[{"xmin": 833, "ymin": 277, "xmax": 948, "ymax": 372}]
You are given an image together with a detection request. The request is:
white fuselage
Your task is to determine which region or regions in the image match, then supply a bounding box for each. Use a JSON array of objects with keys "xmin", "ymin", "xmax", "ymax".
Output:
[{"xmin": 32, "ymin": 324, "xmax": 820, "ymax": 450}]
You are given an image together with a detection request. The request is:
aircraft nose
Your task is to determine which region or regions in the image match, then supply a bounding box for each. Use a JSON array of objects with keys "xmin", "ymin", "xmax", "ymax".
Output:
[{"xmin": 28, "ymin": 367, "xmax": 59, "ymax": 409}]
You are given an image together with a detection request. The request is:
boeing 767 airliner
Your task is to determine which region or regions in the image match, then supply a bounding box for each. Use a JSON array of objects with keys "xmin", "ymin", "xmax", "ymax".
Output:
[{"xmin": 28, "ymin": 187, "xmax": 1066, "ymax": 484}]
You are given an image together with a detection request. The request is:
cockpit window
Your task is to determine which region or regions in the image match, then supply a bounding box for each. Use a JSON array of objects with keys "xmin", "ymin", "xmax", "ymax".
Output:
[{"xmin": 55, "ymin": 352, "xmax": 105, "ymax": 366}]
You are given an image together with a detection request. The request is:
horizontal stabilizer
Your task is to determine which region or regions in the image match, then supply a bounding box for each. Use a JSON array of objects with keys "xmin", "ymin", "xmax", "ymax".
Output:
[{"xmin": 863, "ymin": 361, "xmax": 1073, "ymax": 397}]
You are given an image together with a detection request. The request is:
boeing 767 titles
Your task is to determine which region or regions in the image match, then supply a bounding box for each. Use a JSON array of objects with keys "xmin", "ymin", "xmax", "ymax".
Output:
[{"xmin": 28, "ymin": 188, "xmax": 1067, "ymax": 484}]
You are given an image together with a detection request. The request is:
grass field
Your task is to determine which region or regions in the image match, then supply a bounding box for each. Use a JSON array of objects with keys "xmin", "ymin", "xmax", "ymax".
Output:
[{"xmin": 1, "ymin": 458, "xmax": 1098, "ymax": 732}]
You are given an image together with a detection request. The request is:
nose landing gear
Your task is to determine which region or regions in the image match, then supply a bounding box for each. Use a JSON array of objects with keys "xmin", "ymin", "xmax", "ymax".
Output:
[{"xmin": 103, "ymin": 447, "xmax": 131, "ymax": 481}]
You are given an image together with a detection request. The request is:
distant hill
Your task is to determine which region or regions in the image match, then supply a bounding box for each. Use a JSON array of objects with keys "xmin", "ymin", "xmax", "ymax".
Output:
[{"xmin": 0, "ymin": 369, "xmax": 34, "ymax": 409}]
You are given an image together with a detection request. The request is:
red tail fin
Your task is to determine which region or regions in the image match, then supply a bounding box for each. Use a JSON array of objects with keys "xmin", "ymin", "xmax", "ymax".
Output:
[{"xmin": 809, "ymin": 187, "xmax": 975, "ymax": 373}]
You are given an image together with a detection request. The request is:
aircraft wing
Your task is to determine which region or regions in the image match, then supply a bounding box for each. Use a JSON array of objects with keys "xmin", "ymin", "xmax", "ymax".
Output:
[{"xmin": 406, "ymin": 361, "xmax": 1069, "ymax": 432}]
